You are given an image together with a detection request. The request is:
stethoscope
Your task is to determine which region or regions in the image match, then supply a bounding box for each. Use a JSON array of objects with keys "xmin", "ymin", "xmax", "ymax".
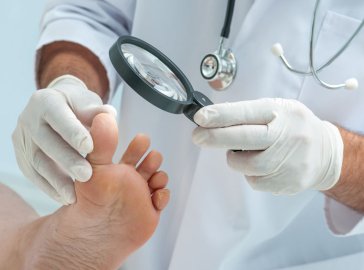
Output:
[
  {"xmin": 200, "ymin": 0, "xmax": 237, "ymax": 90},
  {"xmin": 109, "ymin": 0, "xmax": 364, "ymax": 123},
  {"xmin": 201, "ymin": 0, "xmax": 364, "ymax": 91}
]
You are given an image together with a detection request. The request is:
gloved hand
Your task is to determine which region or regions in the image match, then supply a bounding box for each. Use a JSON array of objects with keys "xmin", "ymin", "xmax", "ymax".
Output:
[
  {"xmin": 12, "ymin": 75, "xmax": 117, "ymax": 204},
  {"xmin": 192, "ymin": 98, "xmax": 344, "ymax": 195}
]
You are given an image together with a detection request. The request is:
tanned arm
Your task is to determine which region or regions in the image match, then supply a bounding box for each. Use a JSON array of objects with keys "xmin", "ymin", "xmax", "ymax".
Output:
[
  {"xmin": 325, "ymin": 127, "xmax": 364, "ymax": 212},
  {"xmin": 37, "ymin": 41, "xmax": 109, "ymax": 100}
]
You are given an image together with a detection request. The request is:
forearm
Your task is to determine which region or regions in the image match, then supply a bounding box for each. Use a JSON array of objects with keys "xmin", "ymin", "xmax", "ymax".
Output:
[
  {"xmin": 37, "ymin": 41, "xmax": 109, "ymax": 100},
  {"xmin": 325, "ymin": 127, "xmax": 364, "ymax": 212}
]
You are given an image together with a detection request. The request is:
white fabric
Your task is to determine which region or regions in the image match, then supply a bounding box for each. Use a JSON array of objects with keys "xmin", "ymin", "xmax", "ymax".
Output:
[
  {"xmin": 325, "ymin": 197, "xmax": 364, "ymax": 236},
  {"xmin": 192, "ymin": 98, "xmax": 344, "ymax": 194},
  {"xmin": 12, "ymin": 75, "xmax": 116, "ymax": 204},
  {"xmin": 37, "ymin": 0, "xmax": 364, "ymax": 269}
]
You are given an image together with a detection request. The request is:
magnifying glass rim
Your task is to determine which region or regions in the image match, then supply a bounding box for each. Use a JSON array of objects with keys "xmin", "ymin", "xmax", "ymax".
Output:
[{"xmin": 110, "ymin": 35, "xmax": 194, "ymax": 114}]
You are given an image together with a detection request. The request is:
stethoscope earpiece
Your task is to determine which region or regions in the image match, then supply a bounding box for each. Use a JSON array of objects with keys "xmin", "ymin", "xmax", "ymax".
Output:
[
  {"xmin": 270, "ymin": 0, "xmax": 363, "ymax": 91},
  {"xmin": 345, "ymin": 78, "xmax": 359, "ymax": 90},
  {"xmin": 202, "ymin": 0, "xmax": 362, "ymax": 92},
  {"xmin": 271, "ymin": 43, "xmax": 284, "ymax": 57},
  {"xmin": 271, "ymin": 42, "xmax": 359, "ymax": 91}
]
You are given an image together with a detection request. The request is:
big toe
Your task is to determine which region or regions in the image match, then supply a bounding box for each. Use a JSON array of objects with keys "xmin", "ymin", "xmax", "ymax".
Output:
[{"xmin": 87, "ymin": 113, "xmax": 118, "ymax": 165}]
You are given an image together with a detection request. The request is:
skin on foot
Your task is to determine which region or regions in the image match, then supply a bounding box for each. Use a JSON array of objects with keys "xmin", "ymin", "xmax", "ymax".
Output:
[{"xmin": 28, "ymin": 113, "xmax": 170, "ymax": 270}]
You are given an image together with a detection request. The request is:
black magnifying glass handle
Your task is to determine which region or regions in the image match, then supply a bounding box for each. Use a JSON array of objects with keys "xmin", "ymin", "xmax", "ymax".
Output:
[
  {"xmin": 184, "ymin": 92, "xmax": 242, "ymax": 152},
  {"xmin": 183, "ymin": 91, "xmax": 213, "ymax": 123}
]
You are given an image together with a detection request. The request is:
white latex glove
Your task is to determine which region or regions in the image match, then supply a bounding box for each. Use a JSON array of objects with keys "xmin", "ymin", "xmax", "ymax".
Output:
[
  {"xmin": 192, "ymin": 98, "xmax": 344, "ymax": 195},
  {"xmin": 12, "ymin": 75, "xmax": 117, "ymax": 204}
]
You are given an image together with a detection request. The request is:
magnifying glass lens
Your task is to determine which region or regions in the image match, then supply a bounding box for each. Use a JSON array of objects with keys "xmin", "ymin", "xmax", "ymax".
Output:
[{"xmin": 121, "ymin": 44, "xmax": 188, "ymax": 102}]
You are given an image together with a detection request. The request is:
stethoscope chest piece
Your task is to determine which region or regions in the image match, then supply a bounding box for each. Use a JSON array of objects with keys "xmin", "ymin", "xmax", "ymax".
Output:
[
  {"xmin": 200, "ymin": 48, "xmax": 237, "ymax": 91},
  {"xmin": 200, "ymin": 0, "xmax": 237, "ymax": 91}
]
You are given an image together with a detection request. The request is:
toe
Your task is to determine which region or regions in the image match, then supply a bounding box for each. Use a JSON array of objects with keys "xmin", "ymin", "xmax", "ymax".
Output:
[
  {"xmin": 152, "ymin": 189, "xmax": 170, "ymax": 211},
  {"xmin": 137, "ymin": 150, "xmax": 163, "ymax": 181},
  {"xmin": 87, "ymin": 113, "xmax": 118, "ymax": 166},
  {"xmin": 120, "ymin": 134, "xmax": 150, "ymax": 166},
  {"xmin": 148, "ymin": 171, "xmax": 168, "ymax": 192}
]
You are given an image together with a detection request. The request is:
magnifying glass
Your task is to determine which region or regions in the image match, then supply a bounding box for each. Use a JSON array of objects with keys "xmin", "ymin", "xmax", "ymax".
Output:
[{"xmin": 109, "ymin": 35, "xmax": 213, "ymax": 123}]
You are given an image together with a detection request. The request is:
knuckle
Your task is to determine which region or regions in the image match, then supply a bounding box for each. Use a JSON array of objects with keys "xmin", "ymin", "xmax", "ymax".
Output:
[
  {"xmin": 43, "ymin": 94, "xmax": 64, "ymax": 115},
  {"xmin": 11, "ymin": 127, "xmax": 21, "ymax": 144},
  {"xmin": 31, "ymin": 90, "xmax": 57, "ymax": 106},
  {"xmin": 66, "ymin": 155, "xmax": 81, "ymax": 167},
  {"xmin": 31, "ymin": 90, "xmax": 64, "ymax": 117},
  {"xmin": 67, "ymin": 123, "xmax": 85, "ymax": 142},
  {"xmin": 82, "ymin": 89, "xmax": 103, "ymax": 105},
  {"xmin": 30, "ymin": 90, "xmax": 45, "ymax": 103},
  {"xmin": 32, "ymin": 150, "xmax": 43, "ymax": 171},
  {"xmin": 12, "ymin": 127, "xmax": 32, "ymax": 159},
  {"xmin": 13, "ymin": 147, "xmax": 26, "ymax": 166}
]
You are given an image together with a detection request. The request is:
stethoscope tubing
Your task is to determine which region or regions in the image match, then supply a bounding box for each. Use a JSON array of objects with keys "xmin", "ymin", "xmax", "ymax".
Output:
[{"xmin": 278, "ymin": 0, "xmax": 364, "ymax": 89}]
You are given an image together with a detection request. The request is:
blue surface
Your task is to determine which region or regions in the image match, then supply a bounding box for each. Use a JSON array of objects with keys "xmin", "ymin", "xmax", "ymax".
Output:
[{"xmin": 0, "ymin": 1, "xmax": 60, "ymax": 215}]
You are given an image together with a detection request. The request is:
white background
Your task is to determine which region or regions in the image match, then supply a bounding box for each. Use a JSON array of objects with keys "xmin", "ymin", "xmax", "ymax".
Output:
[{"xmin": 0, "ymin": 0, "xmax": 60, "ymax": 214}]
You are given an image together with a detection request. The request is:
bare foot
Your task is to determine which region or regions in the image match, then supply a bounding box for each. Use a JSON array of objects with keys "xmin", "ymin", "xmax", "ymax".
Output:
[{"xmin": 24, "ymin": 113, "xmax": 170, "ymax": 269}]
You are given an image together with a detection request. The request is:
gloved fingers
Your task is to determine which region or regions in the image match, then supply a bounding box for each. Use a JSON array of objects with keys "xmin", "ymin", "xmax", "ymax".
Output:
[
  {"xmin": 14, "ymin": 150, "xmax": 65, "ymax": 204},
  {"xmin": 32, "ymin": 173, "xmax": 66, "ymax": 205},
  {"xmin": 33, "ymin": 124, "xmax": 92, "ymax": 182},
  {"xmin": 227, "ymin": 151, "xmax": 303, "ymax": 195},
  {"xmin": 226, "ymin": 150, "xmax": 279, "ymax": 176},
  {"xmin": 33, "ymin": 149, "xmax": 76, "ymax": 205},
  {"xmin": 245, "ymin": 175, "xmax": 301, "ymax": 195},
  {"xmin": 192, "ymin": 125, "xmax": 274, "ymax": 150},
  {"xmin": 43, "ymin": 99, "xmax": 94, "ymax": 155},
  {"xmin": 48, "ymin": 74, "xmax": 88, "ymax": 91},
  {"xmin": 194, "ymin": 99, "xmax": 277, "ymax": 128},
  {"xmin": 120, "ymin": 134, "xmax": 151, "ymax": 166},
  {"xmin": 137, "ymin": 150, "xmax": 163, "ymax": 181}
]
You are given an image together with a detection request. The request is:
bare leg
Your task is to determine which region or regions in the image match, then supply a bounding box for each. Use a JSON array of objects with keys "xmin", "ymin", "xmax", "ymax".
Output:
[
  {"xmin": 0, "ymin": 183, "xmax": 39, "ymax": 232},
  {"xmin": 0, "ymin": 183, "xmax": 39, "ymax": 268},
  {"xmin": 1, "ymin": 113, "xmax": 170, "ymax": 269}
]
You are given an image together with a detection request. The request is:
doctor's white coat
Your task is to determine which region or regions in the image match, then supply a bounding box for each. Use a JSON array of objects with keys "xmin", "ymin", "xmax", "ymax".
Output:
[{"xmin": 38, "ymin": 0, "xmax": 364, "ymax": 269}]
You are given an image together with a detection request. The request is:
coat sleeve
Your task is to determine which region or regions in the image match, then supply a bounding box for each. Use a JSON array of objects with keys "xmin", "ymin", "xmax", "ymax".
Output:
[
  {"xmin": 324, "ymin": 196, "xmax": 364, "ymax": 236},
  {"xmin": 36, "ymin": 0, "xmax": 136, "ymax": 98}
]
